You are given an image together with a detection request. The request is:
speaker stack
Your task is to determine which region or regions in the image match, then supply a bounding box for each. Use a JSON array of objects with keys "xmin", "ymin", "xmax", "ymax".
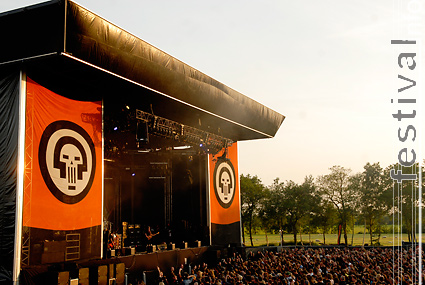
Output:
[
  {"xmin": 125, "ymin": 224, "xmax": 135, "ymax": 247},
  {"xmin": 134, "ymin": 224, "xmax": 143, "ymax": 250}
]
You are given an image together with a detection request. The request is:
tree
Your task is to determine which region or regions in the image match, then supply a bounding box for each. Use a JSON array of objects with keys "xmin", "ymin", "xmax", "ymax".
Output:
[
  {"xmin": 358, "ymin": 162, "xmax": 388, "ymax": 245},
  {"xmin": 266, "ymin": 178, "xmax": 287, "ymax": 245},
  {"xmin": 275, "ymin": 176, "xmax": 318, "ymax": 245},
  {"xmin": 240, "ymin": 174, "xmax": 266, "ymax": 246},
  {"xmin": 317, "ymin": 165, "xmax": 358, "ymax": 246},
  {"xmin": 258, "ymin": 187, "xmax": 279, "ymax": 245},
  {"xmin": 311, "ymin": 198, "xmax": 337, "ymax": 245}
]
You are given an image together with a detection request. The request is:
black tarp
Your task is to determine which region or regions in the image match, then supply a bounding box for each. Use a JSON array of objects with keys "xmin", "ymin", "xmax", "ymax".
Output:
[
  {"xmin": 0, "ymin": 70, "xmax": 20, "ymax": 282},
  {"xmin": 0, "ymin": 0, "xmax": 284, "ymax": 141},
  {"xmin": 65, "ymin": 1, "xmax": 284, "ymax": 139}
]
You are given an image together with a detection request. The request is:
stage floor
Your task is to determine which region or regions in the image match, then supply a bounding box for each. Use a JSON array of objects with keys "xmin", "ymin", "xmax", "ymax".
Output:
[{"xmin": 21, "ymin": 246, "xmax": 212, "ymax": 284}]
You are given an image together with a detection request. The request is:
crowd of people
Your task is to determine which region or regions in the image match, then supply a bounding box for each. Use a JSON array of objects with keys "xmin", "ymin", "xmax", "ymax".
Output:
[{"xmin": 149, "ymin": 246, "xmax": 423, "ymax": 285}]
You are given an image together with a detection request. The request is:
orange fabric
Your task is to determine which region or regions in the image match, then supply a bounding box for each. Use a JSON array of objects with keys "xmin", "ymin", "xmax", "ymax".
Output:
[
  {"xmin": 23, "ymin": 78, "xmax": 102, "ymax": 230},
  {"xmin": 209, "ymin": 143, "xmax": 240, "ymax": 225}
]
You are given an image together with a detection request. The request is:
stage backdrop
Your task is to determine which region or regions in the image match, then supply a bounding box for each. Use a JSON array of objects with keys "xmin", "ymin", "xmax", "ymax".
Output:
[
  {"xmin": 22, "ymin": 78, "xmax": 102, "ymax": 265},
  {"xmin": 0, "ymin": 72, "xmax": 20, "ymax": 281},
  {"xmin": 209, "ymin": 143, "xmax": 242, "ymax": 246}
]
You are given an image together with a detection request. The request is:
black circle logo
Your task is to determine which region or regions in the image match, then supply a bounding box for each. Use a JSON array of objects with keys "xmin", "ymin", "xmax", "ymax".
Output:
[
  {"xmin": 213, "ymin": 159, "xmax": 236, "ymax": 209},
  {"xmin": 39, "ymin": 120, "xmax": 96, "ymax": 204}
]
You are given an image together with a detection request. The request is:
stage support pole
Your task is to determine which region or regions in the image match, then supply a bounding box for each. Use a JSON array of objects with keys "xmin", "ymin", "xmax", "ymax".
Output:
[
  {"xmin": 237, "ymin": 145, "xmax": 243, "ymax": 246},
  {"xmin": 206, "ymin": 155, "xmax": 211, "ymax": 246},
  {"xmin": 101, "ymin": 99, "xmax": 104, "ymax": 258},
  {"xmin": 131, "ymin": 170, "xmax": 135, "ymax": 224},
  {"xmin": 13, "ymin": 70, "xmax": 27, "ymax": 283}
]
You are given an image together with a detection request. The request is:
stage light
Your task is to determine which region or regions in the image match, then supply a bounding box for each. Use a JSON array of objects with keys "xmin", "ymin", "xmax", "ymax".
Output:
[
  {"xmin": 113, "ymin": 127, "xmax": 118, "ymax": 131},
  {"xmin": 135, "ymin": 109, "xmax": 233, "ymax": 156},
  {"xmin": 126, "ymin": 105, "xmax": 130, "ymax": 110},
  {"xmin": 132, "ymin": 173, "xmax": 135, "ymax": 176},
  {"xmin": 173, "ymin": 146, "xmax": 191, "ymax": 150}
]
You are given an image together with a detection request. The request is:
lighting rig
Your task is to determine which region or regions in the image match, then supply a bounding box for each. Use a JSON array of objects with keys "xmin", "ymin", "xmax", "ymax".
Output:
[{"xmin": 135, "ymin": 109, "xmax": 233, "ymax": 156}]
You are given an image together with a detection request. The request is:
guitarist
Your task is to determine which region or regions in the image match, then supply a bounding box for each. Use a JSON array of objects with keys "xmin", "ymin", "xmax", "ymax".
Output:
[{"xmin": 145, "ymin": 225, "xmax": 160, "ymax": 244}]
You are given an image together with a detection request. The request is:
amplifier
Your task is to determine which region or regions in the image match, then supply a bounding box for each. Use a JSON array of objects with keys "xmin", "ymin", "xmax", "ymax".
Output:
[
  {"xmin": 124, "ymin": 247, "xmax": 135, "ymax": 255},
  {"xmin": 146, "ymin": 245, "xmax": 156, "ymax": 252}
]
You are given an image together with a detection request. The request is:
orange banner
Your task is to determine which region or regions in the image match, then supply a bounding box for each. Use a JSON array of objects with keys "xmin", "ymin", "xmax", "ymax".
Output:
[
  {"xmin": 209, "ymin": 143, "xmax": 240, "ymax": 225},
  {"xmin": 23, "ymin": 78, "xmax": 102, "ymax": 230}
]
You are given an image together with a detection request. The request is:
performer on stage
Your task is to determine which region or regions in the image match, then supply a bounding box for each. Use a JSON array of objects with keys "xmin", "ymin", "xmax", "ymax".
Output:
[
  {"xmin": 108, "ymin": 232, "xmax": 117, "ymax": 250},
  {"xmin": 145, "ymin": 225, "xmax": 160, "ymax": 244}
]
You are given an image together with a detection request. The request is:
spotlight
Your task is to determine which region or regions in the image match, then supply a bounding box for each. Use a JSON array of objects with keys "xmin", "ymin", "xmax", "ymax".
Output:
[
  {"xmin": 126, "ymin": 105, "xmax": 130, "ymax": 110},
  {"xmin": 113, "ymin": 127, "xmax": 118, "ymax": 131},
  {"xmin": 132, "ymin": 173, "xmax": 136, "ymax": 176}
]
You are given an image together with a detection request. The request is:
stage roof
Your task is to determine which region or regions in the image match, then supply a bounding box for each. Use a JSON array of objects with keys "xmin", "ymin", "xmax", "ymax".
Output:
[{"xmin": 0, "ymin": 0, "xmax": 285, "ymax": 141}]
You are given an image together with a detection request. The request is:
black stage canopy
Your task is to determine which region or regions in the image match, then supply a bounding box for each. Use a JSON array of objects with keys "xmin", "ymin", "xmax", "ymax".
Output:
[{"xmin": 0, "ymin": 0, "xmax": 285, "ymax": 141}]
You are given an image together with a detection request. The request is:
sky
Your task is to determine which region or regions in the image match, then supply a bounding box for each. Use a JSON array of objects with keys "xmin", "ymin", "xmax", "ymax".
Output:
[{"xmin": 1, "ymin": 0, "xmax": 423, "ymax": 186}]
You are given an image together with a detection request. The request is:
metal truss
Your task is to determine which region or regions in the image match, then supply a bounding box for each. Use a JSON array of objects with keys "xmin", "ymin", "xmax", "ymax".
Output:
[{"xmin": 135, "ymin": 109, "xmax": 232, "ymax": 155}]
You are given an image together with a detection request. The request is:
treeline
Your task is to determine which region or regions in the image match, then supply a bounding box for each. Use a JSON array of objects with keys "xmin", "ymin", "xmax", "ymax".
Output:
[{"xmin": 240, "ymin": 162, "xmax": 424, "ymax": 246}]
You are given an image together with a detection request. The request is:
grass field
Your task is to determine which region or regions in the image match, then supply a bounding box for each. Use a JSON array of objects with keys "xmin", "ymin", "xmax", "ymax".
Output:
[{"xmin": 242, "ymin": 232, "xmax": 425, "ymax": 247}]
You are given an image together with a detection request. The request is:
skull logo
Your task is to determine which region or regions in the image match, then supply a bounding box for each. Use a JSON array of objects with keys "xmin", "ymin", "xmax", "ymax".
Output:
[
  {"xmin": 53, "ymin": 136, "xmax": 87, "ymax": 191},
  {"xmin": 39, "ymin": 120, "xmax": 96, "ymax": 204},
  {"xmin": 219, "ymin": 168, "xmax": 232, "ymax": 200},
  {"xmin": 214, "ymin": 160, "xmax": 236, "ymax": 208}
]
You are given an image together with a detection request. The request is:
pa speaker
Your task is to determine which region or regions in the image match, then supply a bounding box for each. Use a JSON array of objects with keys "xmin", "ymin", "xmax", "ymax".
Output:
[{"xmin": 136, "ymin": 121, "xmax": 149, "ymax": 144}]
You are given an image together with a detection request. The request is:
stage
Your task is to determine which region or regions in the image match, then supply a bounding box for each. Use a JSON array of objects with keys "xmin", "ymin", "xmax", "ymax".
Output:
[
  {"xmin": 21, "ymin": 245, "xmax": 216, "ymax": 284},
  {"xmin": 0, "ymin": 1, "xmax": 284, "ymax": 283}
]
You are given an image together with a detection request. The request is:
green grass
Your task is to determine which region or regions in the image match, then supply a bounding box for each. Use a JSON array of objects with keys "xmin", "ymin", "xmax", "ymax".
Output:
[{"xmin": 242, "ymin": 233, "xmax": 425, "ymax": 247}]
